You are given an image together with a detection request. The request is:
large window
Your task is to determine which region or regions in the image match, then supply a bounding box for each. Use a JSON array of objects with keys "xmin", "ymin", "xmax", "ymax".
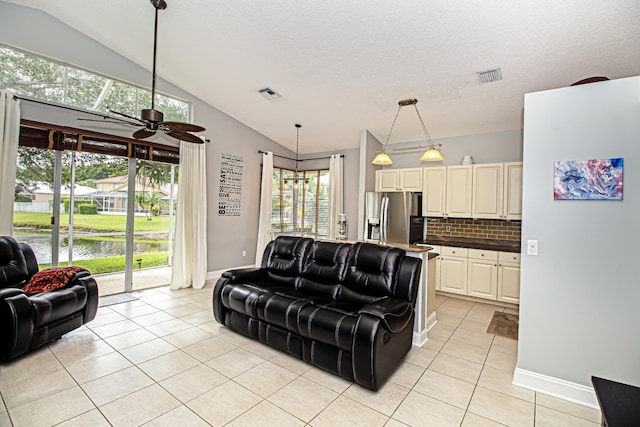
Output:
[
  {"xmin": 272, "ymin": 168, "xmax": 330, "ymax": 237},
  {"xmin": 0, "ymin": 44, "xmax": 190, "ymax": 122},
  {"xmin": 3, "ymin": 43, "xmax": 186, "ymax": 295}
]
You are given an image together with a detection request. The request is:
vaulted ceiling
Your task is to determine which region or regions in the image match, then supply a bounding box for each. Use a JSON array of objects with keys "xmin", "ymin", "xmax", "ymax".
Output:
[{"xmin": 5, "ymin": 0, "xmax": 640, "ymax": 153}]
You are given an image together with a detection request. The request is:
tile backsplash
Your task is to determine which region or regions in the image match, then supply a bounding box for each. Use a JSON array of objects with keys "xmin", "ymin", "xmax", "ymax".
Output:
[{"xmin": 426, "ymin": 218, "xmax": 521, "ymax": 241}]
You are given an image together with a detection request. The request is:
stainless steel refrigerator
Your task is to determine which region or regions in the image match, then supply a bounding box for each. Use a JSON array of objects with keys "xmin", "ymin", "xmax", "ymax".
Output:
[{"xmin": 364, "ymin": 192, "xmax": 424, "ymax": 244}]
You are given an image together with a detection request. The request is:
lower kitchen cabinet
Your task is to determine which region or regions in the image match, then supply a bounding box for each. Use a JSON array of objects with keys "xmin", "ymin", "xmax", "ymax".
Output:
[
  {"xmin": 467, "ymin": 249, "xmax": 498, "ymax": 300},
  {"xmin": 498, "ymin": 252, "xmax": 521, "ymax": 304},
  {"xmin": 436, "ymin": 247, "xmax": 521, "ymax": 305},
  {"xmin": 439, "ymin": 247, "xmax": 468, "ymax": 295}
]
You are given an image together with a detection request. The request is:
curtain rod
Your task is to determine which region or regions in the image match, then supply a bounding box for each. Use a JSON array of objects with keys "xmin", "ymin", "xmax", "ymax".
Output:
[
  {"xmin": 258, "ymin": 150, "xmax": 343, "ymax": 161},
  {"xmin": 13, "ymin": 95, "xmax": 210, "ymax": 143}
]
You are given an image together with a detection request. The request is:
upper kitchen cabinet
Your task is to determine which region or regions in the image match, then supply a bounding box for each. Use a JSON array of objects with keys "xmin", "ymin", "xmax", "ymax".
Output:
[
  {"xmin": 471, "ymin": 161, "xmax": 523, "ymax": 220},
  {"xmin": 472, "ymin": 163, "xmax": 503, "ymax": 219},
  {"xmin": 422, "ymin": 167, "xmax": 446, "ymax": 216},
  {"xmin": 375, "ymin": 168, "xmax": 423, "ymax": 192},
  {"xmin": 423, "ymin": 165, "xmax": 472, "ymax": 217},
  {"xmin": 446, "ymin": 165, "xmax": 473, "ymax": 218},
  {"xmin": 503, "ymin": 162, "xmax": 523, "ymax": 220}
]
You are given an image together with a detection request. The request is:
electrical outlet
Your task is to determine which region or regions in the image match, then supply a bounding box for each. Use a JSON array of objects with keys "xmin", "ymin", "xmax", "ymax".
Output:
[
  {"xmin": 527, "ymin": 240, "xmax": 538, "ymax": 256},
  {"xmin": 242, "ymin": 250, "xmax": 246, "ymax": 257},
  {"xmin": 445, "ymin": 226, "xmax": 451, "ymax": 232}
]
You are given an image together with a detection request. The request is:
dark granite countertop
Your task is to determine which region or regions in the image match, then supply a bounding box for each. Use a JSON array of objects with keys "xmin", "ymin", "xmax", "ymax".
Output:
[{"xmin": 418, "ymin": 235, "xmax": 521, "ymax": 253}]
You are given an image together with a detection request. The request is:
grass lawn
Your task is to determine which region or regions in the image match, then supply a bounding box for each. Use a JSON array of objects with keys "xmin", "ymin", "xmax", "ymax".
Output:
[
  {"xmin": 40, "ymin": 252, "xmax": 169, "ymax": 275},
  {"xmin": 14, "ymin": 212, "xmax": 170, "ymax": 233}
]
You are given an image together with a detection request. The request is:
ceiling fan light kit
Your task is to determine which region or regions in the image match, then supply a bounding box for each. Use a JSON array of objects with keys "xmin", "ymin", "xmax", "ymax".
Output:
[{"xmin": 372, "ymin": 98, "xmax": 444, "ymax": 165}]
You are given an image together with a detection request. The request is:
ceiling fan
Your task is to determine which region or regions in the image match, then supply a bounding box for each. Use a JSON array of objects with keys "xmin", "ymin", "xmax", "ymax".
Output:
[{"xmin": 81, "ymin": 0, "xmax": 206, "ymax": 144}]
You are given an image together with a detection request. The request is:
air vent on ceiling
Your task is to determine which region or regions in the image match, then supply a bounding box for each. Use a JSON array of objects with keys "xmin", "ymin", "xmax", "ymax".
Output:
[
  {"xmin": 477, "ymin": 68, "xmax": 502, "ymax": 84},
  {"xmin": 258, "ymin": 87, "xmax": 281, "ymax": 100}
]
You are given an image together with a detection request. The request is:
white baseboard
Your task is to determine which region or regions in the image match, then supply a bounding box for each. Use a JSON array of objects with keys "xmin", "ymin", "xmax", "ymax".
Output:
[
  {"xmin": 412, "ymin": 329, "xmax": 429, "ymax": 347},
  {"xmin": 513, "ymin": 368, "xmax": 599, "ymax": 409},
  {"xmin": 426, "ymin": 312, "xmax": 438, "ymax": 332}
]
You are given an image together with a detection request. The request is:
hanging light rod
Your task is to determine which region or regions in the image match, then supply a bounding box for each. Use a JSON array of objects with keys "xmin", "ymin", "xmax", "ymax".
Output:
[{"xmin": 372, "ymin": 98, "xmax": 443, "ymax": 165}]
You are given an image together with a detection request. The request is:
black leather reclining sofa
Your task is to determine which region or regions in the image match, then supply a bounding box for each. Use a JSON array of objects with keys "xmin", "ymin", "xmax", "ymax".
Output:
[
  {"xmin": 0, "ymin": 236, "xmax": 99, "ymax": 361},
  {"xmin": 213, "ymin": 236, "xmax": 421, "ymax": 390}
]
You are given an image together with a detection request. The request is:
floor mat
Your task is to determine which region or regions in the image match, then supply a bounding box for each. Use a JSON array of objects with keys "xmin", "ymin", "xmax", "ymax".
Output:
[
  {"xmin": 98, "ymin": 293, "xmax": 139, "ymax": 307},
  {"xmin": 486, "ymin": 311, "xmax": 519, "ymax": 340}
]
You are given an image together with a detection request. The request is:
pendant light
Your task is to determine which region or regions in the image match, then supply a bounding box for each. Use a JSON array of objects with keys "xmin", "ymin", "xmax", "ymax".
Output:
[
  {"xmin": 283, "ymin": 124, "xmax": 309, "ymax": 189},
  {"xmin": 372, "ymin": 98, "xmax": 444, "ymax": 165}
]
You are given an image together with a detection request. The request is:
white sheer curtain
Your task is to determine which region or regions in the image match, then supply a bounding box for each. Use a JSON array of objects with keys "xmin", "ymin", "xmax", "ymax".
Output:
[
  {"xmin": 255, "ymin": 151, "xmax": 273, "ymax": 266},
  {"xmin": 0, "ymin": 91, "xmax": 20, "ymax": 236},
  {"xmin": 328, "ymin": 154, "xmax": 344, "ymax": 239},
  {"xmin": 170, "ymin": 140, "xmax": 208, "ymax": 290}
]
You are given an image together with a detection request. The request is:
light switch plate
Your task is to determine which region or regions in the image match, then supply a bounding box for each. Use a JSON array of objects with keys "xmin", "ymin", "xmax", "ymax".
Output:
[{"xmin": 527, "ymin": 240, "xmax": 538, "ymax": 256}]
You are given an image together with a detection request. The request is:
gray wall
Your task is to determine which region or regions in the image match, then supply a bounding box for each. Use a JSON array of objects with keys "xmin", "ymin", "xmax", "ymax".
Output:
[
  {"xmin": 379, "ymin": 129, "xmax": 523, "ymax": 169},
  {"xmin": 0, "ymin": 1, "xmax": 293, "ymax": 271},
  {"xmin": 516, "ymin": 77, "xmax": 640, "ymax": 404},
  {"xmin": 357, "ymin": 130, "xmax": 383, "ymax": 239}
]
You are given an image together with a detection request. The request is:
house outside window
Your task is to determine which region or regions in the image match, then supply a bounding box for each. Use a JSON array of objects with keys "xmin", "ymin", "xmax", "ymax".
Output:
[{"xmin": 272, "ymin": 168, "xmax": 330, "ymax": 237}]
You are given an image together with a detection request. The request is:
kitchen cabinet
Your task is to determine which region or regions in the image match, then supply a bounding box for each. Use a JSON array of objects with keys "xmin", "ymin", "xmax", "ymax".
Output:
[
  {"xmin": 436, "ymin": 247, "xmax": 521, "ymax": 305},
  {"xmin": 471, "ymin": 162, "xmax": 523, "ymax": 220},
  {"xmin": 422, "ymin": 165, "xmax": 472, "ymax": 218},
  {"xmin": 439, "ymin": 246, "xmax": 468, "ymax": 295},
  {"xmin": 498, "ymin": 252, "xmax": 521, "ymax": 303},
  {"xmin": 375, "ymin": 168, "xmax": 423, "ymax": 192},
  {"xmin": 427, "ymin": 245, "xmax": 442, "ymax": 291},
  {"xmin": 467, "ymin": 249, "xmax": 498, "ymax": 300},
  {"xmin": 422, "ymin": 167, "xmax": 446, "ymax": 217},
  {"xmin": 503, "ymin": 162, "xmax": 523, "ymax": 220},
  {"xmin": 446, "ymin": 165, "xmax": 473, "ymax": 218},
  {"xmin": 472, "ymin": 163, "xmax": 503, "ymax": 219}
]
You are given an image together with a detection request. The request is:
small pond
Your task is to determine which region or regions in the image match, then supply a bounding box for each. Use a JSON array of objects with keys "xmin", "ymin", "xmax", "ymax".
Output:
[{"xmin": 13, "ymin": 230, "xmax": 169, "ymax": 264}]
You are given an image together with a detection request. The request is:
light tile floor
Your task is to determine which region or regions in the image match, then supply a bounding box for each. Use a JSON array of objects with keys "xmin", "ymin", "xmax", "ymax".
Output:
[{"xmin": 0, "ymin": 284, "xmax": 602, "ymax": 427}]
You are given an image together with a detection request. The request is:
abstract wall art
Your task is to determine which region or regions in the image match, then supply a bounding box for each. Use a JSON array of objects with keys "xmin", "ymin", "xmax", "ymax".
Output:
[{"xmin": 554, "ymin": 158, "xmax": 623, "ymax": 200}]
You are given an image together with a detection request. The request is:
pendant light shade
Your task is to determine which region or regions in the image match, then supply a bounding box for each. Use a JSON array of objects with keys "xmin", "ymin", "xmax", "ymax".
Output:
[
  {"xmin": 420, "ymin": 146, "xmax": 444, "ymax": 161},
  {"xmin": 372, "ymin": 152, "xmax": 393, "ymax": 165},
  {"xmin": 372, "ymin": 98, "xmax": 444, "ymax": 164}
]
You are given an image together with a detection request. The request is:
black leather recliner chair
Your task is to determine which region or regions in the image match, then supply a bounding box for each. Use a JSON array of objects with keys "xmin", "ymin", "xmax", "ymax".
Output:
[
  {"xmin": 0, "ymin": 236, "xmax": 99, "ymax": 361},
  {"xmin": 214, "ymin": 236, "xmax": 421, "ymax": 390}
]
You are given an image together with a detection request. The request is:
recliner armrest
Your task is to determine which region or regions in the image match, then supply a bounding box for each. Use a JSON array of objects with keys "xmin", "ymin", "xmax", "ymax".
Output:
[
  {"xmin": 0, "ymin": 288, "xmax": 34, "ymax": 361},
  {"xmin": 358, "ymin": 297, "xmax": 414, "ymax": 333},
  {"xmin": 222, "ymin": 268, "xmax": 268, "ymax": 283}
]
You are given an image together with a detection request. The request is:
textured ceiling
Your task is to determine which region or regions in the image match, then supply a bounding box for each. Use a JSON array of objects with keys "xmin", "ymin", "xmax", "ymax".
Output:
[{"xmin": 5, "ymin": 0, "xmax": 640, "ymax": 153}]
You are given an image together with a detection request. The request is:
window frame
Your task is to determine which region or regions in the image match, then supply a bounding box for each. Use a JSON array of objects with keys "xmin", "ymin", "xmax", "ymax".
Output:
[{"xmin": 271, "ymin": 167, "xmax": 330, "ymax": 237}]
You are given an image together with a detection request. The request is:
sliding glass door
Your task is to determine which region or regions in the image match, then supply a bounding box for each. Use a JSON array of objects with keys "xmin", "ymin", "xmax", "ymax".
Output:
[
  {"xmin": 12, "ymin": 146, "xmax": 175, "ymax": 295},
  {"xmin": 131, "ymin": 159, "xmax": 177, "ymax": 291}
]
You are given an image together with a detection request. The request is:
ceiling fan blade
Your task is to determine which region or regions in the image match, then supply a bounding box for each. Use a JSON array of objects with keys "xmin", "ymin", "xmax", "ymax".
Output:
[
  {"xmin": 133, "ymin": 128, "xmax": 156, "ymax": 139},
  {"xmin": 166, "ymin": 129, "xmax": 205, "ymax": 144},
  {"xmin": 111, "ymin": 109, "xmax": 147, "ymax": 124},
  {"xmin": 162, "ymin": 121, "xmax": 206, "ymax": 133}
]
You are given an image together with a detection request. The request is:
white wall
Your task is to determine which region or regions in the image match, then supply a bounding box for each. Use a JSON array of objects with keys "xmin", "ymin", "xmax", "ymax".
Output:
[{"xmin": 515, "ymin": 76, "xmax": 640, "ymax": 407}]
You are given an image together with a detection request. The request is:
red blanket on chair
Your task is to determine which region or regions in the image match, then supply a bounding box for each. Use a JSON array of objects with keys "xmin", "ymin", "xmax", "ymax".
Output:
[{"xmin": 22, "ymin": 266, "xmax": 89, "ymax": 295}]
